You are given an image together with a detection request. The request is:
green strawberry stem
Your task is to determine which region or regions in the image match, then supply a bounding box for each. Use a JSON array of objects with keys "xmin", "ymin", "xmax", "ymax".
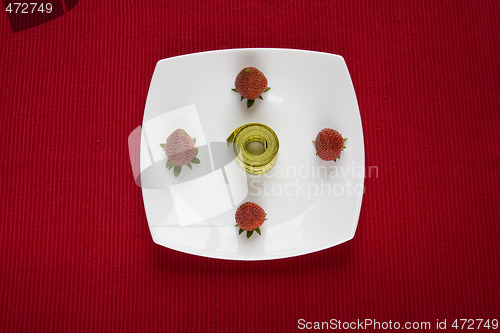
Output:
[
  {"xmin": 166, "ymin": 159, "xmax": 175, "ymax": 170},
  {"xmin": 174, "ymin": 165, "xmax": 181, "ymax": 177},
  {"xmin": 236, "ymin": 226, "xmax": 261, "ymax": 238},
  {"xmin": 232, "ymin": 86, "xmax": 271, "ymax": 108}
]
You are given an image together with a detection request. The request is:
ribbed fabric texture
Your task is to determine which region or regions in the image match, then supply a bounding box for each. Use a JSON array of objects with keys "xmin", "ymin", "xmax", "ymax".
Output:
[{"xmin": 1, "ymin": 1, "xmax": 499, "ymax": 332}]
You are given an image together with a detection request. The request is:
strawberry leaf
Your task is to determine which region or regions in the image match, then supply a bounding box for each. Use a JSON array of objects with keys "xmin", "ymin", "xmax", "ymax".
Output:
[
  {"xmin": 166, "ymin": 160, "xmax": 175, "ymax": 170},
  {"xmin": 258, "ymin": 95, "xmax": 263, "ymax": 100},
  {"xmin": 159, "ymin": 143, "xmax": 166, "ymax": 149},
  {"xmin": 192, "ymin": 138, "xmax": 196, "ymax": 144},
  {"xmin": 239, "ymin": 228, "xmax": 244, "ymax": 235},
  {"xmin": 247, "ymin": 99, "xmax": 255, "ymax": 108},
  {"xmin": 246, "ymin": 230, "xmax": 254, "ymax": 238},
  {"xmin": 174, "ymin": 165, "xmax": 181, "ymax": 177},
  {"xmin": 231, "ymin": 88, "xmax": 238, "ymax": 92},
  {"xmin": 264, "ymin": 87, "xmax": 271, "ymax": 92},
  {"xmin": 195, "ymin": 147, "xmax": 199, "ymax": 156},
  {"xmin": 191, "ymin": 157, "xmax": 201, "ymax": 164},
  {"xmin": 344, "ymin": 138, "xmax": 348, "ymax": 142},
  {"xmin": 255, "ymin": 227, "xmax": 261, "ymax": 235},
  {"xmin": 240, "ymin": 95, "xmax": 244, "ymax": 101},
  {"xmin": 186, "ymin": 162, "xmax": 192, "ymax": 169}
]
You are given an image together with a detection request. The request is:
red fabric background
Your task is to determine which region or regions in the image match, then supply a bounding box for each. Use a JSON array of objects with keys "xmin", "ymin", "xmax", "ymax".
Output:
[{"xmin": 1, "ymin": 1, "xmax": 499, "ymax": 332}]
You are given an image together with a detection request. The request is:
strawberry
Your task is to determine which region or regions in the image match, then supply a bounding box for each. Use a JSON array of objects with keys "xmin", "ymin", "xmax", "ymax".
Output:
[
  {"xmin": 160, "ymin": 129, "xmax": 200, "ymax": 177},
  {"xmin": 232, "ymin": 67, "xmax": 271, "ymax": 108},
  {"xmin": 313, "ymin": 128, "xmax": 347, "ymax": 161},
  {"xmin": 235, "ymin": 202, "xmax": 267, "ymax": 238}
]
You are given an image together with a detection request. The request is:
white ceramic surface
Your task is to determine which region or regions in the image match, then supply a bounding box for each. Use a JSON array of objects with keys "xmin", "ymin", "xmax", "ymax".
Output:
[{"xmin": 140, "ymin": 48, "xmax": 364, "ymax": 260}]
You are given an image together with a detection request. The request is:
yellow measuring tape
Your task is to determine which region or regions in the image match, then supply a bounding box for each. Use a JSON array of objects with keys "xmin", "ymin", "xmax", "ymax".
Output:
[{"xmin": 227, "ymin": 123, "xmax": 279, "ymax": 175}]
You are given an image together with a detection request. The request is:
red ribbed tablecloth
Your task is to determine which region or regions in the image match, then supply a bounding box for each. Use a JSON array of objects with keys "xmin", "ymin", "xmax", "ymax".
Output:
[{"xmin": 1, "ymin": 1, "xmax": 499, "ymax": 332}]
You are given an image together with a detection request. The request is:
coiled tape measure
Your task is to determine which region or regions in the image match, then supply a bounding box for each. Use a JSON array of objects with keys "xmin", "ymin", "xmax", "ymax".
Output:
[{"xmin": 227, "ymin": 123, "xmax": 279, "ymax": 175}]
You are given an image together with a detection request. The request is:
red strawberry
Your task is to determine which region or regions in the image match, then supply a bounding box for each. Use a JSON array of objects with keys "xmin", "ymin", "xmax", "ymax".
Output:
[
  {"xmin": 235, "ymin": 202, "xmax": 267, "ymax": 238},
  {"xmin": 232, "ymin": 67, "xmax": 271, "ymax": 108},
  {"xmin": 313, "ymin": 128, "xmax": 347, "ymax": 161},
  {"xmin": 160, "ymin": 129, "xmax": 200, "ymax": 177}
]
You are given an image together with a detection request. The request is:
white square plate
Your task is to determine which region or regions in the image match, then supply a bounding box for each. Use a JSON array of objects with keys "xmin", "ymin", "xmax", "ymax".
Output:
[{"xmin": 139, "ymin": 48, "xmax": 364, "ymax": 260}]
